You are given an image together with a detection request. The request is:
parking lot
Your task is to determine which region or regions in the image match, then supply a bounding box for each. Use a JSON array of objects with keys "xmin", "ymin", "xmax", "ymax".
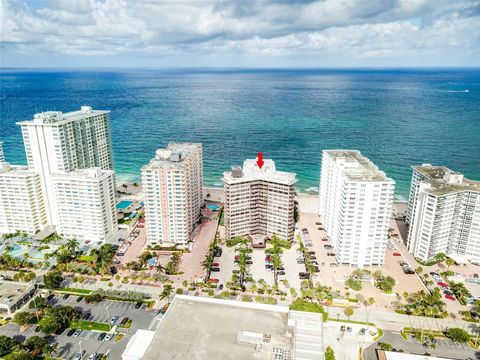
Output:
[{"xmin": 25, "ymin": 294, "xmax": 160, "ymax": 359}]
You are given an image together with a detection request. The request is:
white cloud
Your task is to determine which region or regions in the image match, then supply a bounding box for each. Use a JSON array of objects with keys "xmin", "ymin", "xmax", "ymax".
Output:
[{"xmin": 0, "ymin": 0, "xmax": 478, "ymax": 66}]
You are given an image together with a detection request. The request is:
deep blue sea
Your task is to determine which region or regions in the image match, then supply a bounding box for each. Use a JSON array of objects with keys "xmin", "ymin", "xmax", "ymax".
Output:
[{"xmin": 1, "ymin": 68, "xmax": 479, "ymax": 198}]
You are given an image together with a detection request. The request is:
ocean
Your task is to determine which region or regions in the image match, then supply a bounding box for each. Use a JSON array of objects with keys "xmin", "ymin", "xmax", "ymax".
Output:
[{"xmin": 1, "ymin": 68, "xmax": 479, "ymax": 198}]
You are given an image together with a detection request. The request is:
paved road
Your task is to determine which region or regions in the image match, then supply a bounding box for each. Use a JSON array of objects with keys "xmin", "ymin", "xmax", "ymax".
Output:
[{"xmin": 363, "ymin": 330, "xmax": 479, "ymax": 360}]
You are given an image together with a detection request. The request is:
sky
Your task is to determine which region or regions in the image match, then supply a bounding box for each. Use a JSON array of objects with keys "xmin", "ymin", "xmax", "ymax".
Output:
[{"xmin": 1, "ymin": 0, "xmax": 479, "ymax": 68}]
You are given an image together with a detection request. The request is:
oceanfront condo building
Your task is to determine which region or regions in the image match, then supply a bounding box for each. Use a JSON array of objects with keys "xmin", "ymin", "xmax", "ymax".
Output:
[
  {"xmin": 222, "ymin": 158, "xmax": 297, "ymax": 244},
  {"xmin": 0, "ymin": 163, "xmax": 48, "ymax": 235},
  {"xmin": 319, "ymin": 150, "xmax": 395, "ymax": 267},
  {"xmin": 16, "ymin": 106, "xmax": 114, "ymax": 225},
  {"xmin": 406, "ymin": 165, "xmax": 480, "ymax": 263},
  {"xmin": 142, "ymin": 143, "xmax": 203, "ymax": 247},
  {"xmin": 0, "ymin": 106, "xmax": 117, "ymax": 243},
  {"xmin": 52, "ymin": 168, "xmax": 117, "ymax": 243}
]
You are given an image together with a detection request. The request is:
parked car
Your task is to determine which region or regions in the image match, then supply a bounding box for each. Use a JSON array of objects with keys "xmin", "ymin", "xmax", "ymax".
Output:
[
  {"xmin": 73, "ymin": 329, "xmax": 82, "ymax": 338},
  {"xmin": 88, "ymin": 353, "xmax": 97, "ymax": 360},
  {"xmin": 278, "ymin": 271, "xmax": 286, "ymax": 276},
  {"xmin": 340, "ymin": 325, "xmax": 346, "ymax": 332},
  {"xmin": 110, "ymin": 316, "xmax": 119, "ymax": 325},
  {"xmin": 232, "ymin": 269, "xmax": 239, "ymax": 274},
  {"xmin": 308, "ymin": 251, "xmax": 315, "ymax": 255},
  {"xmin": 392, "ymin": 252, "xmax": 401, "ymax": 256},
  {"xmin": 444, "ymin": 290, "xmax": 454, "ymax": 296},
  {"xmin": 98, "ymin": 332, "xmax": 106, "ymax": 341},
  {"xmin": 329, "ymin": 263, "xmax": 338, "ymax": 267},
  {"xmin": 299, "ymin": 272, "xmax": 310, "ymax": 279},
  {"xmin": 445, "ymin": 294, "xmax": 456, "ymax": 301},
  {"xmin": 218, "ymin": 284, "xmax": 224, "ymax": 290},
  {"xmin": 74, "ymin": 351, "xmax": 86, "ymax": 360},
  {"xmin": 81, "ymin": 312, "xmax": 91, "ymax": 320},
  {"xmin": 265, "ymin": 264, "xmax": 273, "ymax": 269},
  {"xmin": 210, "ymin": 267, "xmax": 220, "ymax": 272},
  {"xmin": 437, "ymin": 281, "xmax": 449, "ymax": 288},
  {"xmin": 66, "ymin": 329, "xmax": 76, "ymax": 337},
  {"xmin": 62, "ymin": 294, "xmax": 70, "ymax": 300},
  {"xmin": 135, "ymin": 302, "xmax": 142, "ymax": 309},
  {"xmin": 105, "ymin": 333, "xmax": 114, "ymax": 341},
  {"xmin": 212, "ymin": 262, "xmax": 220, "ymax": 267},
  {"xmin": 208, "ymin": 278, "xmax": 219, "ymax": 283},
  {"xmin": 47, "ymin": 294, "xmax": 55, "ymax": 301},
  {"xmin": 359, "ymin": 328, "xmax": 366, "ymax": 335},
  {"xmin": 245, "ymin": 260, "xmax": 253, "ymax": 265},
  {"xmin": 327, "ymin": 253, "xmax": 335, "ymax": 256},
  {"xmin": 119, "ymin": 317, "xmax": 130, "ymax": 326},
  {"xmin": 346, "ymin": 327, "xmax": 352, "ymax": 333}
]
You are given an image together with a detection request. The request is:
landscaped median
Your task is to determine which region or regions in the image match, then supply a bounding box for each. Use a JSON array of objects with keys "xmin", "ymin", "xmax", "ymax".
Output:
[
  {"xmin": 401, "ymin": 326, "xmax": 480, "ymax": 349},
  {"xmin": 69, "ymin": 319, "xmax": 112, "ymax": 332}
]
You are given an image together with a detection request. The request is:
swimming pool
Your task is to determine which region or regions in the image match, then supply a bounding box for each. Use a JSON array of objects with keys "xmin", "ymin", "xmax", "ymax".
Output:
[
  {"xmin": 117, "ymin": 200, "xmax": 133, "ymax": 209},
  {"xmin": 8, "ymin": 244, "xmax": 29, "ymax": 256},
  {"xmin": 207, "ymin": 204, "xmax": 220, "ymax": 211}
]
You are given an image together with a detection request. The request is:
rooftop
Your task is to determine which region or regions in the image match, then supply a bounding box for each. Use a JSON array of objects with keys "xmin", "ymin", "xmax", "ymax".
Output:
[
  {"xmin": 223, "ymin": 158, "xmax": 297, "ymax": 186},
  {"xmin": 142, "ymin": 296, "xmax": 292, "ymax": 360},
  {"xmin": 414, "ymin": 164, "xmax": 480, "ymax": 196},
  {"xmin": 142, "ymin": 143, "xmax": 201, "ymax": 171},
  {"xmin": 0, "ymin": 281, "xmax": 33, "ymax": 306},
  {"xmin": 16, "ymin": 106, "xmax": 109, "ymax": 126},
  {"xmin": 51, "ymin": 167, "xmax": 114, "ymax": 180},
  {"xmin": 324, "ymin": 149, "xmax": 394, "ymax": 183},
  {"xmin": 0, "ymin": 163, "xmax": 38, "ymax": 176}
]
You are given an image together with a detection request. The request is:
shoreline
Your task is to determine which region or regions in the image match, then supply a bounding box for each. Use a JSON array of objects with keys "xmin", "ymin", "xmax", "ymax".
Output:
[{"xmin": 116, "ymin": 182, "xmax": 407, "ymax": 210}]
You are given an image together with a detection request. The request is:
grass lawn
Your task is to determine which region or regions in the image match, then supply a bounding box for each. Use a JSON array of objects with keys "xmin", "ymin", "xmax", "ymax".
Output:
[
  {"xmin": 77, "ymin": 255, "xmax": 94, "ymax": 262},
  {"xmin": 56, "ymin": 288, "xmax": 92, "ymax": 295},
  {"xmin": 70, "ymin": 320, "xmax": 111, "ymax": 332}
]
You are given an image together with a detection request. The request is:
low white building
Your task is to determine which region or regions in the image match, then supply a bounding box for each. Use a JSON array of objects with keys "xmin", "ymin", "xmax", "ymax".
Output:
[
  {"xmin": 51, "ymin": 167, "xmax": 117, "ymax": 243},
  {"xmin": 0, "ymin": 162, "xmax": 48, "ymax": 235},
  {"xmin": 122, "ymin": 329, "xmax": 156, "ymax": 360},
  {"xmin": 406, "ymin": 164, "xmax": 480, "ymax": 263},
  {"xmin": 222, "ymin": 158, "xmax": 297, "ymax": 242},
  {"xmin": 0, "ymin": 281, "xmax": 36, "ymax": 316},
  {"xmin": 319, "ymin": 150, "xmax": 395, "ymax": 267}
]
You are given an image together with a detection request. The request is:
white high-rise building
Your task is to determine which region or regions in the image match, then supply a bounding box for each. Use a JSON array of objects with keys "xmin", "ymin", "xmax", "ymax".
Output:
[
  {"xmin": 142, "ymin": 143, "xmax": 203, "ymax": 247},
  {"xmin": 222, "ymin": 159, "xmax": 297, "ymax": 243},
  {"xmin": 406, "ymin": 165, "xmax": 480, "ymax": 263},
  {"xmin": 0, "ymin": 163, "xmax": 48, "ymax": 234},
  {"xmin": 16, "ymin": 106, "xmax": 114, "ymax": 224},
  {"xmin": 51, "ymin": 168, "xmax": 117, "ymax": 243},
  {"xmin": 319, "ymin": 150, "xmax": 395, "ymax": 267},
  {"xmin": 0, "ymin": 142, "xmax": 4, "ymax": 163}
]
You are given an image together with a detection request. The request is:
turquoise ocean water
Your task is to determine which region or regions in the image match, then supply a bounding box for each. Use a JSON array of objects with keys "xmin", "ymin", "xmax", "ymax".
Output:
[{"xmin": 1, "ymin": 68, "xmax": 479, "ymax": 198}]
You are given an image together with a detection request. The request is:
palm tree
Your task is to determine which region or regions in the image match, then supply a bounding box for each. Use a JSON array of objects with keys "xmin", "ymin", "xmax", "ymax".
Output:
[
  {"xmin": 446, "ymin": 258, "xmax": 455, "ymax": 272},
  {"xmin": 344, "ymin": 306, "xmax": 354, "ymax": 321},
  {"xmin": 65, "ymin": 238, "xmax": 79, "ymax": 254},
  {"xmin": 155, "ymin": 263, "xmax": 166, "ymax": 275},
  {"xmin": 325, "ymin": 295, "xmax": 333, "ymax": 316},
  {"xmin": 160, "ymin": 284, "xmax": 174, "ymax": 304}
]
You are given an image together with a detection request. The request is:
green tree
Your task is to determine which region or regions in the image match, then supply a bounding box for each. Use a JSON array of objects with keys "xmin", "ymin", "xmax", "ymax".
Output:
[
  {"xmin": 23, "ymin": 335, "xmax": 49, "ymax": 356},
  {"xmin": 446, "ymin": 258, "xmax": 455, "ymax": 272},
  {"xmin": 3, "ymin": 351, "xmax": 32, "ymax": 360},
  {"xmin": 160, "ymin": 284, "xmax": 174, "ymax": 304},
  {"xmin": 12, "ymin": 312, "xmax": 32, "ymax": 326},
  {"xmin": 0, "ymin": 336, "xmax": 18, "ymax": 357},
  {"xmin": 378, "ymin": 342, "xmax": 393, "ymax": 351},
  {"xmin": 325, "ymin": 346, "xmax": 335, "ymax": 360},
  {"xmin": 344, "ymin": 306, "xmax": 354, "ymax": 321},
  {"xmin": 446, "ymin": 328, "xmax": 470, "ymax": 343},
  {"xmin": 43, "ymin": 271, "xmax": 63, "ymax": 289}
]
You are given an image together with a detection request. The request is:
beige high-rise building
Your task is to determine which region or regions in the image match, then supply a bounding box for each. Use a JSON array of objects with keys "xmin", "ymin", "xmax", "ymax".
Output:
[
  {"xmin": 222, "ymin": 158, "xmax": 297, "ymax": 243},
  {"xmin": 142, "ymin": 143, "xmax": 203, "ymax": 247},
  {"xmin": 0, "ymin": 163, "xmax": 48, "ymax": 235}
]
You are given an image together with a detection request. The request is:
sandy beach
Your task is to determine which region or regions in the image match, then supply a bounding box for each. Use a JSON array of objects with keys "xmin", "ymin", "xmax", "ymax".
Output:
[{"xmin": 118, "ymin": 183, "xmax": 405, "ymax": 215}]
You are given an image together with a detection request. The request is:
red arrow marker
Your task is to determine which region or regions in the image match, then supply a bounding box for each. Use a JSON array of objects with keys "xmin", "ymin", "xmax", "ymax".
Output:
[{"xmin": 257, "ymin": 151, "xmax": 264, "ymax": 169}]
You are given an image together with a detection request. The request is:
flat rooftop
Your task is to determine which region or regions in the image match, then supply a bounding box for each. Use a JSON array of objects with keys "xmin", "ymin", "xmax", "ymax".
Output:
[
  {"xmin": 324, "ymin": 150, "xmax": 393, "ymax": 183},
  {"xmin": 414, "ymin": 164, "xmax": 480, "ymax": 196},
  {"xmin": 142, "ymin": 143, "xmax": 201, "ymax": 170},
  {"xmin": 0, "ymin": 282, "xmax": 32, "ymax": 305},
  {"xmin": 0, "ymin": 163, "xmax": 38, "ymax": 176},
  {"xmin": 143, "ymin": 296, "xmax": 292, "ymax": 360},
  {"xmin": 16, "ymin": 106, "xmax": 109, "ymax": 126},
  {"xmin": 223, "ymin": 158, "xmax": 297, "ymax": 186}
]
